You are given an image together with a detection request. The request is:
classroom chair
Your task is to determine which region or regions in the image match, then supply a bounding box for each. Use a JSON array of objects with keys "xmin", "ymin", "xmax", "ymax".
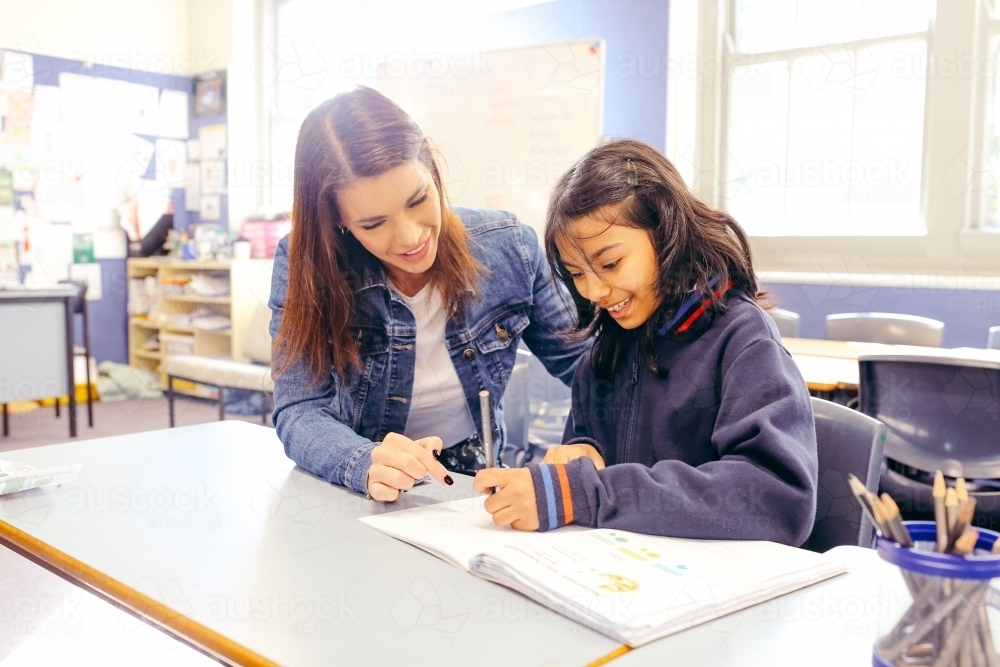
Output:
[
  {"xmin": 824, "ymin": 312, "xmax": 945, "ymax": 347},
  {"xmin": 803, "ymin": 397, "xmax": 886, "ymax": 553},
  {"xmin": 988, "ymin": 326, "xmax": 1000, "ymax": 350},
  {"xmin": 164, "ymin": 302, "xmax": 273, "ymax": 427},
  {"xmin": 767, "ymin": 308, "xmax": 800, "ymax": 338},
  {"xmin": 858, "ymin": 351, "xmax": 1000, "ymax": 530}
]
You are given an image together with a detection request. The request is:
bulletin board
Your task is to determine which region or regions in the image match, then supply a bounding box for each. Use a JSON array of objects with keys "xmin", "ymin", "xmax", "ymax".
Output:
[{"xmin": 0, "ymin": 50, "xmax": 228, "ymax": 363}]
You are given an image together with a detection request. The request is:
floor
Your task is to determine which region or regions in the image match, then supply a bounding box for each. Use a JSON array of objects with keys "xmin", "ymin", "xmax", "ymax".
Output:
[{"xmin": 1, "ymin": 397, "xmax": 268, "ymax": 453}]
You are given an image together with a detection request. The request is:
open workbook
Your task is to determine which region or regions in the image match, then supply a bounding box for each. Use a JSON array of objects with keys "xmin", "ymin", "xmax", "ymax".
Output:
[{"xmin": 360, "ymin": 497, "xmax": 847, "ymax": 647}]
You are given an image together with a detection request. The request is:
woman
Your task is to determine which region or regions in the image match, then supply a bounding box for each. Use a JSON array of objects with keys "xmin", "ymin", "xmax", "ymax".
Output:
[
  {"xmin": 269, "ymin": 87, "xmax": 589, "ymax": 502},
  {"xmin": 474, "ymin": 139, "xmax": 817, "ymax": 546}
]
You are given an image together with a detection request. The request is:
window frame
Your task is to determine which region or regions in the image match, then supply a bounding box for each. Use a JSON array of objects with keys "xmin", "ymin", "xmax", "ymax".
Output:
[{"xmin": 676, "ymin": 0, "xmax": 1000, "ymax": 274}]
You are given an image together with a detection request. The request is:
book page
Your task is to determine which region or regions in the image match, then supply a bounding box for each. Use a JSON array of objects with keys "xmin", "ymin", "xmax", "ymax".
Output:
[{"xmin": 359, "ymin": 496, "xmax": 583, "ymax": 570}]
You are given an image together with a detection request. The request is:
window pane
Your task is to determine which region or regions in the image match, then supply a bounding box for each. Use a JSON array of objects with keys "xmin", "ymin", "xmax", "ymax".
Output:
[
  {"xmin": 726, "ymin": 62, "xmax": 790, "ymax": 234},
  {"xmin": 783, "ymin": 50, "xmax": 855, "ymax": 233},
  {"xmin": 848, "ymin": 40, "xmax": 926, "ymax": 234},
  {"xmin": 981, "ymin": 36, "xmax": 1000, "ymax": 231},
  {"xmin": 734, "ymin": 0, "xmax": 934, "ymax": 53}
]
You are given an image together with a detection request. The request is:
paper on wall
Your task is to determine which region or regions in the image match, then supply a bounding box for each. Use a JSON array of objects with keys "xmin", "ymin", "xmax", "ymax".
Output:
[
  {"xmin": 187, "ymin": 138, "xmax": 201, "ymax": 162},
  {"xmin": 117, "ymin": 135, "xmax": 156, "ymax": 198},
  {"xmin": 199, "ymin": 124, "xmax": 227, "ymax": 160},
  {"xmin": 0, "ymin": 51, "xmax": 34, "ymax": 93},
  {"xmin": 200, "ymin": 160, "xmax": 226, "ymax": 194},
  {"xmin": 127, "ymin": 82, "xmax": 159, "ymax": 136},
  {"xmin": 158, "ymin": 89, "xmax": 189, "ymax": 139},
  {"xmin": 199, "ymin": 194, "xmax": 221, "ymax": 220},
  {"xmin": 184, "ymin": 162, "xmax": 200, "ymax": 211},
  {"xmin": 93, "ymin": 228, "xmax": 126, "ymax": 259},
  {"xmin": 154, "ymin": 139, "xmax": 188, "ymax": 187},
  {"xmin": 136, "ymin": 190, "xmax": 169, "ymax": 238},
  {"xmin": 5, "ymin": 91, "xmax": 32, "ymax": 118},
  {"xmin": 26, "ymin": 218, "xmax": 73, "ymax": 284},
  {"xmin": 69, "ymin": 262, "xmax": 103, "ymax": 300},
  {"xmin": 32, "ymin": 85, "xmax": 60, "ymax": 121}
]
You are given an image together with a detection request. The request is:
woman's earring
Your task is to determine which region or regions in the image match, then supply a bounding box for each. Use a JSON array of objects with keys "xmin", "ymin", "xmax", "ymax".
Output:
[{"xmin": 338, "ymin": 226, "xmax": 348, "ymax": 234}]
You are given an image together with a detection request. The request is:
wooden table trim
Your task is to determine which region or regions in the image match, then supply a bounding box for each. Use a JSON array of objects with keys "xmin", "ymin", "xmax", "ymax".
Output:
[{"xmin": 0, "ymin": 517, "xmax": 280, "ymax": 667}]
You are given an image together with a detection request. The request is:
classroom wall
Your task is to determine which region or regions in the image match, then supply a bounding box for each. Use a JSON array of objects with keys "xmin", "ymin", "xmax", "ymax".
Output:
[
  {"xmin": 765, "ymin": 280, "xmax": 1000, "ymax": 348},
  {"xmin": 485, "ymin": 0, "xmax": 670, "ymax": 151},
  {"xmin": 0, "ymin": 0, "xmax": 232, "ymax": 76}
]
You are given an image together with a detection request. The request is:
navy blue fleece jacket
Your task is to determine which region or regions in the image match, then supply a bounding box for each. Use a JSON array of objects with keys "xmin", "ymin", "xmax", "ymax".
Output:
[{"xmin": 527, "ymin": 294, "xmax": 818, "ymax": 546}]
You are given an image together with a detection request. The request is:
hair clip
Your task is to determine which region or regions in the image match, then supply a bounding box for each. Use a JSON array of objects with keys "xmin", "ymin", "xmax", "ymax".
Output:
[{"xmin": 626, "ymin": 159, "xmax": 639, "ymax": 187}]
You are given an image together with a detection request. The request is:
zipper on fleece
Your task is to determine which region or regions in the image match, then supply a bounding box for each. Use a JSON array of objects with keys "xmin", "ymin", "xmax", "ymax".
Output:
[{"xmin": 622, "ymin": 340, "xmax": 641, "ymax": 462}]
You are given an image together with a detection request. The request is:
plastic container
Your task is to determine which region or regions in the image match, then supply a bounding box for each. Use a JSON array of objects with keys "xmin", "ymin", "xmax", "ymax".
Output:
[
  {"xmin": 160, "ymin": 332, "xmax": 195, "ymax": 356},
  {"xmin": 873, "ymin": 521, "xmax": 1000, "ymax": 667}
]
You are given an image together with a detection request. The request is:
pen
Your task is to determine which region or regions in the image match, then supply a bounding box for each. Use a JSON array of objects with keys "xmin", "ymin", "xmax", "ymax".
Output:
[{"xmin": 479, "ymin": 390, "xmax": 496, "ymax": 494}]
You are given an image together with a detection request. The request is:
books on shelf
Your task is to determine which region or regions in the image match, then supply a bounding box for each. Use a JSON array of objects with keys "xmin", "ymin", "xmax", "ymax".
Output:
[{"xmin": 360, "ymin": 497, "xmax": 846, "ymax": 647}]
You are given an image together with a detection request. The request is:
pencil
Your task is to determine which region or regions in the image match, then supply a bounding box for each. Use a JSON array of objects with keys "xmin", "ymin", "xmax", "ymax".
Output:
[
  {"xmin": 956, "ymin": 476, "xmax": 969, "ymax": 508},
  {"xmin": 478, "ymin": 390, "xmax": 496, "ymax": 495},
  {"xmin": 945, "ymin": 487, "xmax": 959, "ymax": 532},
  {"xmin": 847, "ymin": 475, "xmax": 883, "ymax": 537},
  {"xmin": 879, "ymin": 493, "xmax": 913, "ymax": 547},
  {"xmin": 952, "ymin": 528, "xmax": 978, "ymax": 556},
  {"xmin": 933, "ymin": 471, "xmax": 947, "ymax": 552},
  {"xmin": 944, "ymin": 497, "xmax": 976, "ymax": 554}
]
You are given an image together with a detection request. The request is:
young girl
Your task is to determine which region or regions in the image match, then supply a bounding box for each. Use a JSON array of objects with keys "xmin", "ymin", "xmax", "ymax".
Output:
[{"xmin": 474, "ymin": 139, "xmax": 818, "ymax": 546}]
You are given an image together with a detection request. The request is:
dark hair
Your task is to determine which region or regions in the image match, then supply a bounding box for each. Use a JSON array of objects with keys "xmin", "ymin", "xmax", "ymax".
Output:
[
  {"xmin": 544, "ymin": 138, "xmax": 764, "ymax": 379},
  {"xmin": 274, "ymin": 86, "xmax": 483, "ymax": 384}
]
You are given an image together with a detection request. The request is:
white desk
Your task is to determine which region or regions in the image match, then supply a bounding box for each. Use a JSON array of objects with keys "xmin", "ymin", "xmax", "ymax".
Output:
[
  {"xmin": 9, "ymin": 421, "xmax": 998, "ymax": 666},
  {"xmin": 0, "ymin": 421, "xmax": 622, "ymax": 666}
]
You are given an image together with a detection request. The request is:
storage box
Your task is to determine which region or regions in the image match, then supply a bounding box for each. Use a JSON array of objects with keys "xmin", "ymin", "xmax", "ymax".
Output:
[
  {"xmin": 241, "ymin": 219, "xmax": 292, "ymax": 259},
  {"xmin": 160, "ymin": 333, "xmax": 195, "ymax": 355}
]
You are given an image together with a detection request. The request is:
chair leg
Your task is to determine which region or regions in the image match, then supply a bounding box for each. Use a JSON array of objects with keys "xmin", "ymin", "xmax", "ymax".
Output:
[
  {"xmin": 84, "ymin": 356, "xmax": 93, "ymax": 428},
  {"xmin": 55, "ymin": 398, "xmax": 60, "ymax": 418},
  {"xmin": 167, "ymin": 376, "xmax": 176, "ymax": 428},
  {"xmin": 218, "ymin": 388, "xmax": 226, "ymax": 421},
  {"xmin": 261, "ymin": 391, "xmax": 267, "ymax": 424},
  {"xmin": 2, "ymin": 404, "xmax": 7, "ymax": 437}
]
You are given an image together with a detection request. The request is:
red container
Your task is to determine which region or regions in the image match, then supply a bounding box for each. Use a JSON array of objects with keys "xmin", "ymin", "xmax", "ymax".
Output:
[{"xmin": 241, "ymin": 219, "xmax": 292, "ymax": 259}]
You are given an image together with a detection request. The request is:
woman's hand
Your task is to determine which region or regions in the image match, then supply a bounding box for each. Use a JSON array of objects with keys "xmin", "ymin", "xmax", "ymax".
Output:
[
  {"xmin": 473, "ymin": 468, "xmax": 539, "ymax": 531},
  {"xmin": 367, "ymin": 433, "xmax": 453, "ymax": 502},
  {"xmin": 541, "ymin": 443, "xmax": 605, "ymax": 470}
]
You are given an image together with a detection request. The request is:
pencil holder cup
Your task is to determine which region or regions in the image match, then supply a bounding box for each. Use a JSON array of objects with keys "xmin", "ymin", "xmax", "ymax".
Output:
[{"xmin": 873, "ymin": 521, "xmax": 1000, "ymax": 667}]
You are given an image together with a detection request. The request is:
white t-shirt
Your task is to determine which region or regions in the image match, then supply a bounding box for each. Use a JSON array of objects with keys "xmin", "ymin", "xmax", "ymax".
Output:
[{"xmin": 399, "ymin": 284, "xmax": 478, "ymax": 447}]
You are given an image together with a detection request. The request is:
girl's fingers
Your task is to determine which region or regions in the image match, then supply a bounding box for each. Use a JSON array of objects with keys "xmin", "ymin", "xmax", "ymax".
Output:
[
  {"xmin": 368, "ymin": 481, "xmax": 399, "ymax": 502},
  {"xmin": 490, "ymin": 506, "xmax": 518, "ymax": 528},
  {"xmin": 483, "ymin": 488, "xmax": 511, "ymax": 515},
  {"xmin": 474, "ymin": 468, "xmax": 510, "ymax": 494}
]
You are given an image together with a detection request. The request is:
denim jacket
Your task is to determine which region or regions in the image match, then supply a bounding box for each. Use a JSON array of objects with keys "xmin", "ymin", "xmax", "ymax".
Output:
[{"xmin": 269, "ymin": 206, "xmax": 590, "ymax": 494}]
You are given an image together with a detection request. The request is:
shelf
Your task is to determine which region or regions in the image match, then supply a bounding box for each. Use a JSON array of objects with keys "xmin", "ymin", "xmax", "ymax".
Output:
[
  {"xmin": 162, "ymin": 294, "xmax": 232, "ymax": 304},
  {"xmin": 129, "ymin": 318, "xmax": 160, "ymax": 330},
  {"xmin": 132, "ymin": 349, "xmax": 163, "ymax": 360},
  {"xmin": 195, "ymin": 329, "xmax": 232, "ymax": 336}
]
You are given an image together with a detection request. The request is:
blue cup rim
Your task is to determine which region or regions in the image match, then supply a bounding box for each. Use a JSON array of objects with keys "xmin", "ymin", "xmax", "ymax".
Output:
[{"xmin": 875, "ymin": 520, "xmax": 1000, "ymax": 579}]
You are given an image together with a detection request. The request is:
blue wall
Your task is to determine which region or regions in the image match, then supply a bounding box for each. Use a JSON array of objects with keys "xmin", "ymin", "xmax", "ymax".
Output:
[
  {"xmin": 766, "ymin": 282, "xmax": 1000, "ymax": 348},
  {"xmin": 489, "ymin": 0, "xmax": 670, "ymax": 150}
]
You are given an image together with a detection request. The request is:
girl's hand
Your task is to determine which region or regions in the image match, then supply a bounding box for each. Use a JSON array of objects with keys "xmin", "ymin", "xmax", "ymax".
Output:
[
  {"xmin": 473, "ymin": 468, "xmax": 539, "ymax": 531},
  {"xmin": 541, "ymin": 443, "xmax": 605, "ymax": 470},
  {"xmin": 367, "ymin": 433, "xmax": 453, "ymax": 502}
]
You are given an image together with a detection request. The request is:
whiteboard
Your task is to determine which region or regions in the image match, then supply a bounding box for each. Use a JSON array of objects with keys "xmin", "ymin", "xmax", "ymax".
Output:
[{"xmin": 378, "ymin": 39, "xmax": 605, "ymax": 235}]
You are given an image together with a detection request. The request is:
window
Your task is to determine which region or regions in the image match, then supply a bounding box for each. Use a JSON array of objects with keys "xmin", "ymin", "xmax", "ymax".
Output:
[
  {"xmin": 723, "ymin": 0, "xmax": 935, "ymax": 236},
  {"xmin": 979, "ymin": 7, "xmax": 1000, "ymax": 232}
]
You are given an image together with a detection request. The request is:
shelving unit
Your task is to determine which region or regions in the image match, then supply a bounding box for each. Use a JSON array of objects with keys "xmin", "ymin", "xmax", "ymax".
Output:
[{"xmin": 126, "ymin": 257, "xmax": 273, "ymax": 396}]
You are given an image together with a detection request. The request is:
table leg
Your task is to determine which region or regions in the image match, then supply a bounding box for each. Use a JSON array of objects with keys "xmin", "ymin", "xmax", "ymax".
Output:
[
  {"xmin": 218, "ymin": 388, "xmax": 225, "ymax": 421},
  {"xmin": 64, "ymin": 297, "xmax": 77, "ymax": 438},
  {"xmin": 167, "ymin": 376, "xmax": 175, "ymax": 428},
  {"xmin": 2, "ymin": 403, "xmax": 7, "ymax": 437}
]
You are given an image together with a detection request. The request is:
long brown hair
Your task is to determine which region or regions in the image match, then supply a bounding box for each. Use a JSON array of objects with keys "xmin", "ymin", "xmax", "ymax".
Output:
[
  {"xmin": 544, "ymin": 138, "xmax": 765, "ymax": 379},
  {"xmin": 274, "ymin": 86, "xmax": 482, "ymax": 384}
]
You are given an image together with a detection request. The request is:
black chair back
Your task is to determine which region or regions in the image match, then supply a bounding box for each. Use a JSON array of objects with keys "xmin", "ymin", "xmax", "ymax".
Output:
[
  {"xmin": 805, "ymin": 397, "xmax": 886, "ymax": 552},
  {"xmin": 859, "ymin": 352, "xmax": 1000, "ymax": 529}
]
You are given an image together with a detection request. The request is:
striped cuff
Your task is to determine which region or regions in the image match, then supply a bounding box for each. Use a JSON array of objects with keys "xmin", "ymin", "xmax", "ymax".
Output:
[{"xmin": 527, "ymin": 462, "xmax": 578, "ymax": 532}]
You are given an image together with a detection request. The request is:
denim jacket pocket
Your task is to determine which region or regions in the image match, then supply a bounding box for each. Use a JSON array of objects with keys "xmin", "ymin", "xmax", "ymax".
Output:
[{"xmin": 473, "ymin": 308, "xmax": 530, "ymax": 384}]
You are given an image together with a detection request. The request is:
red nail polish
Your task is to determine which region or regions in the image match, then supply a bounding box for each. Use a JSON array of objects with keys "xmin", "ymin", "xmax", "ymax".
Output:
[
  {"xmin": 445, "ymin": 475, "xmax": 454, "ymax": 486},
  {"xmin": 433, "ymin": 450, "xmax": 441, "ymax": 460}
]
